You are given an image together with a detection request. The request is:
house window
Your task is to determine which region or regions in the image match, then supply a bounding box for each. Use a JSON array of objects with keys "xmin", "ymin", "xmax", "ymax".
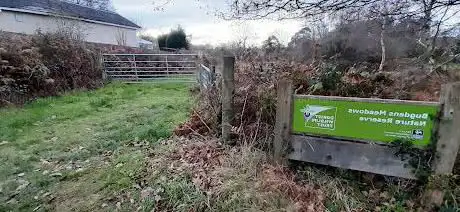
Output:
[{"xmin": 15, "ymin": 13, "xmax": 24, "ymax": 22}]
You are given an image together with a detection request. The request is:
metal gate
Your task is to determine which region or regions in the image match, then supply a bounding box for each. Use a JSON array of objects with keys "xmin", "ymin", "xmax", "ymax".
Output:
[{"xmin": 102, "ymin": 53, "xmax": 199, "ymax": 83}]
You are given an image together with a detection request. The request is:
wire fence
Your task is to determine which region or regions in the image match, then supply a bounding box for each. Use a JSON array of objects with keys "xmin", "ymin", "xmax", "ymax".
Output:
[{"xmin": 197, "ymin": 64, "xmax": 216, "ymax": 89}]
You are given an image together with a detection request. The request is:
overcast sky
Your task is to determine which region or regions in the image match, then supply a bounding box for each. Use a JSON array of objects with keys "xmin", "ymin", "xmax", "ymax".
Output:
[{"xmin": 111, "ymin": 0, "xmax": 303, "ymax": 46}]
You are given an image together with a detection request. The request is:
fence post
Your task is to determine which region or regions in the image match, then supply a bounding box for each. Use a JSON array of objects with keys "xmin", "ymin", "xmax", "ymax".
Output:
[
  {"xmin": 195, "ymin": 55, "xmax": 200, "ymax": 84},
  {"xmin": 273, "ymin": 79, "xmax": 293, "ymax": 164},
  {"xmin": 100, "ymin": 53, "xmax": 107, "ymax": 82},
  {"xmin": 425, "ymin": 82, "xmax": 460, "ymax": 207},
  {"xmin": 133, "ymin": 54, "xmax": 138, "ymax": 81},
  {"xmin": 165, "ymin": 55, "xmax": 169, "ymax": 77},
  {"xmin": 211, "ymin": 65, "xmax": 216, "ymax": 85},
  {"xmin": 222, "ymin": 56, "xmax": 235, "ymax": 144},
  {"xmin": 436, "ymin": 82, "xmax": 460, "ymax": 173}
]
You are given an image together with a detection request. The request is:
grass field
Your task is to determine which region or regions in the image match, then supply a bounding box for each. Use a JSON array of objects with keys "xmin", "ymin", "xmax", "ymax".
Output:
[{"xmin": 0, "ymin": 83, "xmax": 194, "ymax": 211}]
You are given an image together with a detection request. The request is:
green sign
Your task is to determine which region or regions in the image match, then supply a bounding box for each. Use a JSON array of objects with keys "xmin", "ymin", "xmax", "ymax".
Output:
[{"xmin": 292, "ymin": 97, "xmax": 439, "ymax": 146}]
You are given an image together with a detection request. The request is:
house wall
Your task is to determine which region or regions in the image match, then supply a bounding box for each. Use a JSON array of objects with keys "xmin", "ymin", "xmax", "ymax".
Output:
[{"xmin": 0, "ymin": 10, "xmax": 138, "ymax": 47}]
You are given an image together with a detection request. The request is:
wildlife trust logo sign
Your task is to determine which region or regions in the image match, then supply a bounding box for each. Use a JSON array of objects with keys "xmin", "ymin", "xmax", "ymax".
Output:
[
  {"xmin": 293, "ymin": 98, "xmax": 439, "ymax": 146},
  {"xmin": 301, "ymin": 105, "xmax": 337, "ymax": 130}
]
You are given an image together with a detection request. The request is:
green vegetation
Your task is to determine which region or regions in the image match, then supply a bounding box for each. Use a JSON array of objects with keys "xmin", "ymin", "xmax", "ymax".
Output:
[
  {"xmin": 0, "ymin": 83, "xmax": 194, "ymax": 211},
  {"xmin": 157, "ymin": 26, "xmax": 190, "ymax": 50}
]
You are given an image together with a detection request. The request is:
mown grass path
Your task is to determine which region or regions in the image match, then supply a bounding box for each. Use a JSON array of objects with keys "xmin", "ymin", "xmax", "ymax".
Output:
[{"xmin": 0, "ymin": 83, "xmax": 193, "ymax": 211}]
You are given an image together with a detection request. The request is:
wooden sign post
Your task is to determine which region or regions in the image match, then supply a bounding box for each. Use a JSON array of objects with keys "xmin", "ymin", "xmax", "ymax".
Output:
[
  {"xmin": 274, "ymin": 79, "xmax": 293, "ymax": 164},
  {"xmin": 274, "ymin": 80, "xmax": 460, "ymax": 205},
  {"xmin": 434, "ymin": 82, "xmax": 460, "ymax": 174},
  {"xmin": 425, "ymin": 82, "xmax": 460, "ymax": 206}
]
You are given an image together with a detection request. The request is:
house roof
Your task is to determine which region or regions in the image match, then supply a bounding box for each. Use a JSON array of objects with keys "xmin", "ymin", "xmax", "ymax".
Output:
[
  {"xmin": 0, "ymin": 0, "xmax": 141, "ymax": 29},
  {"xmin": 138, "ymin": 38, "xmax": 153, "ymax": 45}
]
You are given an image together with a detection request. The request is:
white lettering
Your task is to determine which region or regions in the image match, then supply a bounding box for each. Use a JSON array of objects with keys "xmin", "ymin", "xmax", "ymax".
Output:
[
  {"xmin": 359, "ymin": 117, "xmax": 393, "ymax": 124},
  {"xmin": 422, "ymin": 113, "xmax": 429, "ymax": 119},
  {"xmin": 348, "ymin": 109, "xmax": 387, "ymax": 116},
  {"xmin": 389, "ymin": 112, "xmax": 430, "ymax": 120},
  {"xmin": 394, "ymin": 120, "xmax": 427, "ymax": 126}
]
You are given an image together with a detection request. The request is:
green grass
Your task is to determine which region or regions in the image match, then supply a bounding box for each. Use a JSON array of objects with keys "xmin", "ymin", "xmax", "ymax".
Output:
[{"xmin": 0, "ymin": 82, "xmax": 195, "ymax": 211}]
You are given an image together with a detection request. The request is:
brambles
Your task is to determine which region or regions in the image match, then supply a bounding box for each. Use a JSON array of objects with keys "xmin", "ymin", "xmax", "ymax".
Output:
[
  {"xmin": 0, "ymin": 32, "xmax": 102, "ymax": 106},
  {"xmin": 181, "ymin": 56, "xmax": 416, "ymax": 144}
]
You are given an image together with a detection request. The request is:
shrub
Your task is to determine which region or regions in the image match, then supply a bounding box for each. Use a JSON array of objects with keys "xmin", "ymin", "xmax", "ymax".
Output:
[
  {"xmin": 157, "ymin": 26, "xmax": 190, "ymax": 50},
  {"xmin": 179, "ymin": 55, "xmax": 421, "ymax": 147},
  {"xmin": 0, "ymin": 32, "xmax": 102, "ymax": 106}
]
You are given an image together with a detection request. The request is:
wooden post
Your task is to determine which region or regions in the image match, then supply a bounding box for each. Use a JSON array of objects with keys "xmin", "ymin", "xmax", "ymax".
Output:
[
  {"xmin": 273, "ymin": 79, "xmax": 293, "ymax": 164},
  {"xmin": 425, "ymin": 82, "xmax": 460, "ymax": 207},
  {"xmin": 100, "ymin": 52, "xmax": 107, "ymax": 82},
  {"xmin": 211, "ymin": 65, "xmax": 216, "ymax": 86},
  {"xmin": 435, "ymin": 82, "xmax": 460, "ymax": 173},
  {"xmin": 222, "ymin": 56, "xmax": 235, "ymax": 144}
]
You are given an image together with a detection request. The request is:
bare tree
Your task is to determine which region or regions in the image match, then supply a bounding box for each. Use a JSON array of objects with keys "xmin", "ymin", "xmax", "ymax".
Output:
[
  {"xmin": 115, "ymin": 28, "xmax": 127, "ymax": 46},
  {"xmin": 54, "ymin": 16, "xmax": 89, "ymax": 40},
  {"xmin": 226, "ymin": 22, "xmax": 257, "ymax": 59},
  {"xmin": 226, "ymin": 0, "xmax": 459, "ymax": 68},
  {"xmin": 262, "ymin": 35, "xmax": 283, "ymax": 55},
  {"xmin": 345, "ymin": 0, "xmax": 411, "ymax": 71},
  {"xmin": 288, "ymin": 19, "xmax": 328, "ymax": 62},
  {"xmin": 288, "ymin": 27, "xmax": 315, "ymax": 60},
  {"xmin": 226, "ymin": 0, "xmax": 460, "ymax": 20},
  {"xmin": 379, "ymin": 17, "xmax": 387, "ymax": 71}
]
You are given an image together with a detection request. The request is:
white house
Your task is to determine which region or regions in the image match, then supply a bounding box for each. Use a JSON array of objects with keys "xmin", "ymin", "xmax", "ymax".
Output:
[
  {"xmin": 138, "ymin": 38, "xmax": 157, "ymax": 50},
  {"xmin": 0, "ymin": 0, "xmax": 141, "ymax": 47}
]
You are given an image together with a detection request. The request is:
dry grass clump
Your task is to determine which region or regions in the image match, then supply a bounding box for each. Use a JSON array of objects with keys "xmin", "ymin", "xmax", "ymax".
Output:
[
  {"xmin": 261, "ymin": 165, "xmax": 325, "ymax": 211},
  {"xmin": 294, "ymin": 163, "xmax": 459, "ymax": 211},
  {"xmin": 299, "ymin": 165, "xmax": 368, "ymax": 211},
  {"xmin": 162, "ymin": 137, "xmax": 326, "ymax": 211},
  {"xmin": 169, "ymin": 139, "xmax": 224, "ymax": 191},
  {"xmin": 214, "ymin": 145, "xmax": 325, "ymax": 211}
]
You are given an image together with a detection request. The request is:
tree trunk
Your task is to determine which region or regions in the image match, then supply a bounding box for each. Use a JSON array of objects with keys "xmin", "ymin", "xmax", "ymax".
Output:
[
  {"xmin": 419, "ymin": 0, "xmax": 435, "ymax": 61},
  {"xmin": 378, "ymin": 18, "xmax": 386, "ymax": 72}
]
